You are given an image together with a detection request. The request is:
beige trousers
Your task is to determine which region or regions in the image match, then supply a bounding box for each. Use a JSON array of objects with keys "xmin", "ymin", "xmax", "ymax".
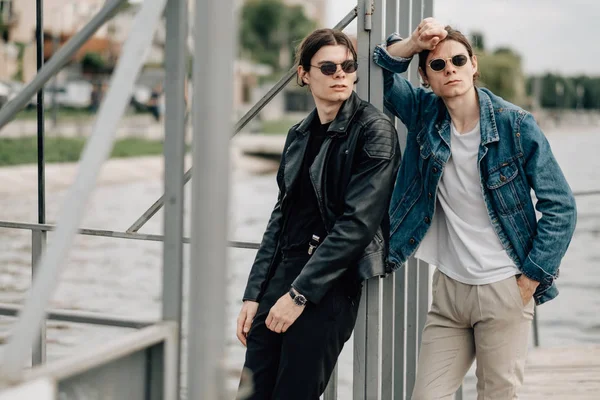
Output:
[{"xmin": 411, "ymin": 269, "xmax": 534, "ymax": 400}]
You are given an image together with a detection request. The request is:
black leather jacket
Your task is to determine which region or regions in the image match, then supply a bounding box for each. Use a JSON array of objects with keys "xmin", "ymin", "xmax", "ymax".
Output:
[{"xmin": 243, "ymin": 92, "xmax": 401, "ymax": 304}]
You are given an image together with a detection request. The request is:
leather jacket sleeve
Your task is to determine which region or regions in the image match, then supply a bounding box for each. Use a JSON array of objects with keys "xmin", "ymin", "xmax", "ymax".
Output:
[
  {"xmin": 291, "ymin": 117, "xmax": 401, "ymax": 304},
  {"xmin": 242, "ymin": 130, "xmax": 295, "ymax": 302}
]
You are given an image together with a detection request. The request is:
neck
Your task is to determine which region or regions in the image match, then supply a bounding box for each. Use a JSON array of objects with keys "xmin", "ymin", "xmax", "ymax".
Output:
[
  {"xmin": 443, "ymin": 87, "xmax": 480, "ymax": 134},
  {"xmin": 314, "ymin": 98, "xmax": 344, "ymax": 124}
]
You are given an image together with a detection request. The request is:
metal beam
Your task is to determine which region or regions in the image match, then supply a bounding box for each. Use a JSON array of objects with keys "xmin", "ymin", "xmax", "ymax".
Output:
[
  {"xmin": 187, "ymin": 0, "xmax": 233, "ymax": 397},
  {"xmin": 0, "ymin": 0, "xmax": 168, "ymax": 382},
  {"xmin": 31, "ymin": 231, "xmax": 46, "ymax": 366},
  {"xmin": 162, "ymin": 0, "xmax": 188, "ymax": 398},
  {"xmin": 24, "ymin": 323, "xmax": 176, "ymax": 383},
  {"xmin": 0, "ymin": 220, "xmax": 261, "ymax": 250},
  {"xmin": 0, "ymin": 303, "xmax": 154, "ymax": 330}
]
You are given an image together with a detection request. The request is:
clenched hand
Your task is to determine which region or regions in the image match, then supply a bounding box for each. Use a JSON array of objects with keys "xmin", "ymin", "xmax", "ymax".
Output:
[{"xmin": 265, "ymin": 292, "xmax": 305, "ymax": 334}]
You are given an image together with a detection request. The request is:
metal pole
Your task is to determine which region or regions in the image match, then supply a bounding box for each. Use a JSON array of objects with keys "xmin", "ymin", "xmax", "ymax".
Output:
[
  {"xmin": 187, "ymin": 0, "xmax": 233, "ymax": 397},
  {"xmin": 125, "ymin": 7, "xmax": 359, "ymax": 235},
  {"xmin": 162, "ymin": 0, "xmax": 188, "ymax": 397},
  {"xmin": 532, "ymin": 306, "xmax": 540, "ymax": 347},
  {"xmin": 393, "ymin": 265, "xmax": 407, "ymax": 399},
  {"xmin": 405, "ymin": 257, "xmax": 419, "ymax": 395},
  {"xmin": 33, "ymin": 0, "xmax": 47, "ymax": 368},
  {"xmin": 0, "ymin": 0, "xmax": 167, "ymax": 382},
  {"xmin": 405, "ymin": 1, "xmax": 425, "ymax": 396},
  {"xmin": 31, "ymin": 231, "xmax": 46, "ymax": 366},
  {"xmin": 0, "ymin": 0, "xmax": 129, "ymax": 129},
  {"xmin": 51, "ymin": 33, "xmax": 60, "ymax": 127}
]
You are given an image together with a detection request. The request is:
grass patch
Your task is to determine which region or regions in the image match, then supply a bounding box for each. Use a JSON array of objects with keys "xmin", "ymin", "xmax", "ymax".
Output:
[
  {"xmin": 0, "ymin": 137, "xmax": 167, "ymax": 166},
  {"xmin": 14, "ymin": 108, "xmax": 96, "ymax": 121},
  {"xmin": 260, "ymin": 118, "xmax": 298, "ymax": 135}
]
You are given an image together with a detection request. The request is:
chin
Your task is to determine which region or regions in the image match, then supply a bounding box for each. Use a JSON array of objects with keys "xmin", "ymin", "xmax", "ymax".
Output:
[{"xmin": 332, "ymin": 92, "xmax": 351, "ymax": 101}]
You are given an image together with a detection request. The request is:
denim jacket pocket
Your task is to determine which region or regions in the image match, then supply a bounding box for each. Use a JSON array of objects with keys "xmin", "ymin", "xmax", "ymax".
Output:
[{"xmin": 485, "ymin": 161, "xmax": 526, "ymax": 216}]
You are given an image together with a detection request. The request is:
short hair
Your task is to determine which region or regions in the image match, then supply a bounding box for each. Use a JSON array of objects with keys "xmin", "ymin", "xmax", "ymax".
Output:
[
  {"xmin": 294, "ymin": 29, "xmax": 358, "ymax": 87},
  {"xmin": 418, "ymin": 26, "xmax": 479, "ymax": 88}
]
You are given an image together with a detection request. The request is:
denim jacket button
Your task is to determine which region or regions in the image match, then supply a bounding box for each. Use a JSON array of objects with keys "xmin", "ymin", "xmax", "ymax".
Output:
[
  {"xmin": 432, "ymin": 167, "xmax": 438, "ymax": 173},
  {"xmin": 500, "ymin": 175, "xmax": 507, "ymax": 182},
  {"xmin": 409, "ymin": 238, "xmax": 415, "ymax": 245},
  {"xmin": 424, "ymin": 217, "xmax": 430, "ymax": 224},
  {"xmin": 516, "ymin": 132, "xmax": 521, "ymax": 137},
  {"xmin": 428, "ymin": 192, "xmax": 433, "ymax": 199}
]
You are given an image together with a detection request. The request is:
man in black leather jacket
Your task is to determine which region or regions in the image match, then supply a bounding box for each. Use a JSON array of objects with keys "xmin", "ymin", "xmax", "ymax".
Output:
[{"xmin": 236, "ymin": 28, "xmax": 401, "ymax": 399}]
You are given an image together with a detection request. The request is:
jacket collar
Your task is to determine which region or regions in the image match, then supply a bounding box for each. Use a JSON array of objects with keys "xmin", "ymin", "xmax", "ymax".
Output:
[
  {"xmin": 295, "ymin": 91, "xmax": 362, "ymax": 137},
  {"xmin": 476, "ymin": 87, "xmax": 500, "ymax": 145}
]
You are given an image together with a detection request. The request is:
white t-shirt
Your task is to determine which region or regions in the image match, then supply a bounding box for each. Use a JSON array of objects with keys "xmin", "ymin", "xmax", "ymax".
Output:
[{"xmin": 414, "ymin": 121, "xmax": 520, "ymax": 285}]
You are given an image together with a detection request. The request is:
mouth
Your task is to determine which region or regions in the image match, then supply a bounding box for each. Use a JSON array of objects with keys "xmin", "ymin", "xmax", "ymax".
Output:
[
  {"xmin": 330, "ymin": 84, "xmax": 348, "ymax": 89},
  {"xmin": 445, "ymin": 80, "xmax": 461, "ymax": 85}
]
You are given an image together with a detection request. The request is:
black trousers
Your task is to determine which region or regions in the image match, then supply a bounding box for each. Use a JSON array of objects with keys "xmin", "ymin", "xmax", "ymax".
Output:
[{"xmin": 240, "ymin": 252, "xmax": 361, "ymax": 400}]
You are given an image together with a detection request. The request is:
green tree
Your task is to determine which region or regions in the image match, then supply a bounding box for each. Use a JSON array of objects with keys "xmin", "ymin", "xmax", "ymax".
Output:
[
  {"xmin": 477, "ymin": 47, "xmax": 526, "ymax": 105},
  {"xmin": 81, "ymin": 52, "xmax": 106, "ymax": 74},
  {"xmin": 470, "ymin": 31, "xmax": 485, "ymax": 52},
  {"xmin": 239, "ymin": 0, "xmax": 316, "ymax": 71}
]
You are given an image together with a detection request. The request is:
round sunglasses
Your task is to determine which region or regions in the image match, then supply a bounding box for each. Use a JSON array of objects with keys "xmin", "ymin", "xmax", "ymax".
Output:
[
  {"xmin": 428, "ymin": 54, "xmax": 469, "ymax": 72},
  {"xmin": 310, "ymin": 60, "xmax": 358, "ymax": 76}
]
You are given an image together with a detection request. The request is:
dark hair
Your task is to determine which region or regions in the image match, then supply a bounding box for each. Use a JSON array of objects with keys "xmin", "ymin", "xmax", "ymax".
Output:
[
  {"xmin": 418, "ymin": 25, "xmax": 479, "ymax": 88},
  {"xmin": 294, "ymin": 28, "xmax": 358, "ymax": 87}
]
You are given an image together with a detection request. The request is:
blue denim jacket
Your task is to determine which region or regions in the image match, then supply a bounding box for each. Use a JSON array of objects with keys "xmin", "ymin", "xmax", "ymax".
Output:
[{"xmin": 373, "ymin": 36, "xmax": 577, "ymax": 305}]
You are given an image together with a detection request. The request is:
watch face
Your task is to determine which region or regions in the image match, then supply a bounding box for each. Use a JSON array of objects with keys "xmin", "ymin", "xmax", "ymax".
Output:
[{"xmin": 294, "ymin": 294, "xmax": 307, "ymax": 306}]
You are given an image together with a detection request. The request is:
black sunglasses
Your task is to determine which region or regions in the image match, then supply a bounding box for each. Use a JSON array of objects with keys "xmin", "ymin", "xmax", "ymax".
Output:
[
  {"xmin": 428, "ymin": 55, "xmax": 469, "ymax": 72},
  {"xmin": 310, "ymin": 60, "xmax": 358, "ymax": 76}
]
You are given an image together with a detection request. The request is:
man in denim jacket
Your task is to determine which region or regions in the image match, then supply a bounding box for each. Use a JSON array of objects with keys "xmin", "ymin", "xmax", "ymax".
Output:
[{"xmin": 373, "ymin": 18, "xmax": 577, "ymax": 399}]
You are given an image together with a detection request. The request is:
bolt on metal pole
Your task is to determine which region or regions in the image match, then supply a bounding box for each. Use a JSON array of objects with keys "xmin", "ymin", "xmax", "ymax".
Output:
[{"xmin": 186, "ymin": 0, "xmax": 233, "ymax": 398}]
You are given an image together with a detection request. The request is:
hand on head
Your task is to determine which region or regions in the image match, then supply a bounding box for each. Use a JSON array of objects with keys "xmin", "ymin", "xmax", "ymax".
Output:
[{"xmin": 411, "ymin": 17, "xmax": 448, "ymax": 51}]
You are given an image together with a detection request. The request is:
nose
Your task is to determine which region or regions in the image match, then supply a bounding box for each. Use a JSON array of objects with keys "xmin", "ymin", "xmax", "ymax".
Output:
[
  {"xmin": 333, "ymin": 64, "xmax": 346, "ymax": 78},
  {"xmin": 444, "ymin": 60, "xmax": 457, "ymax": 75}
]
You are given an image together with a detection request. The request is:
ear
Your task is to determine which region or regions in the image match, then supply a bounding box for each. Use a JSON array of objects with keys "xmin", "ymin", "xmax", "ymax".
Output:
[
  {"xmin": 471, "ymin": 54, "xmax": 478, "ymax": 74},
  {"xmin": 298, "ymin": 65, "xmax": 309, "ymax": 85},
  {"xmin": 418, "ymin": 67, "xmax": 429, "ymax": 86}
]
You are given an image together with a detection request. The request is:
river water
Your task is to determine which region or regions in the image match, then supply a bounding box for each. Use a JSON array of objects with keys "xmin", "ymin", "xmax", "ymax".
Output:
[{"xmin": 0, "ymin": 126, "xmax": 598, "ymax": 398}]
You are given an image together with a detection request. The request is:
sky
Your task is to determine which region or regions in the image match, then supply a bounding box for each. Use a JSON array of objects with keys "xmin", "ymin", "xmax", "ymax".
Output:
[{"xmin": 327, "ymin": 0, "xmax": 599, "ymax": 76}]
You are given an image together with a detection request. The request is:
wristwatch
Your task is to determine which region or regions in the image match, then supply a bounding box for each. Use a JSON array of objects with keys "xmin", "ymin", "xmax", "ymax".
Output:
[{"xmin": 289, "ymin": 287, "xmax": 307, "ymax": 307}]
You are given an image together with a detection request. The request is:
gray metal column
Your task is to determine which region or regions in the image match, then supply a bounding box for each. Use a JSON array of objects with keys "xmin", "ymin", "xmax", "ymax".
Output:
[
  {"xmin": 405, "ymin": 257, "xmax": 419, "ymax": 396},
  {"xmin": 392, "ymin": 0, "xmax": 412, "ymax": 396},
  {"xmin": 33, "ymin": 0, "xmax": 47, "ymax": 369},
  {"xmin": 417, "ymin": 0, "xmax": 434, "ymax": 347},
  {"xmin": 0, "ymin": 0, "xmax": 168, "ymax": 382},
  {"xmin": 162, "ymin": 0, "xmax": 188, "ymax": 398},
  {"xmin": 186, "ymin": 0, "xmax": 233, "ymax": 397},
  {"xmin": 354, "ymin": 1, "xmax": 386, "ymax": 398},
  {"xmin": 404, "ymin": 0, "xmax": 426, "ymax": 396},
  {"xmin": 31, "ymin": 231, "xmax": 46, "ymax": 366},
  {"xmin": 370, "ymin": 1, "xmax": 396, "ymax": 398}
]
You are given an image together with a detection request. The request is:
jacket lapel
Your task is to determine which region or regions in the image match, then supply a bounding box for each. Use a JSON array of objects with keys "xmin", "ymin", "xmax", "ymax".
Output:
[
  {"xmin": 284, "ymin": 130, "xmax": 310, "ymax": 192},
  {"xmin": 309, "ymin": 137, "xmax": 332, "ymax": 209}
]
